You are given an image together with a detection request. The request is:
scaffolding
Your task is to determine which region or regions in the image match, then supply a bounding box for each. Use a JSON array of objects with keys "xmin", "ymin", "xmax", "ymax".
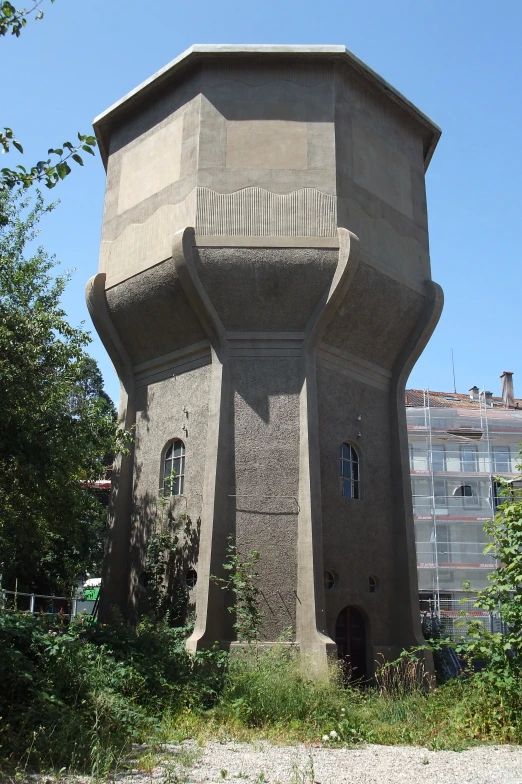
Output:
[{"xmin": 407, "ymin": 389, "xmax": 522, "ymax": 637}]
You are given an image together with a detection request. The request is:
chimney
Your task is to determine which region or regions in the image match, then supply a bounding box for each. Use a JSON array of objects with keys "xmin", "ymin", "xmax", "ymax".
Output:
[
  {"xmin": 469, "ymin": 385, "xmax": 479, "ymax": 401},
  {"xmin": 500, "ymin": 372, "xmax": 515, "ymax": 408},
  {"xmin": 484, "ymin": 391, "xmax": 493, "ymax": 407}
]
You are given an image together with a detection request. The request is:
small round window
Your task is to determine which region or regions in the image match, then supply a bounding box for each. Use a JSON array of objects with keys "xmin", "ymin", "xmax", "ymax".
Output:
[
  {"xmin": 368, "ymin": 576, "xmax": 379, "ymax": 594},
  {"xmin": 185, "ymin": 569, "xmax": 197, "ymax": 589},
  {"xmin": 324, "ymin": 570, "xmax": 337, "ymax": 590}
]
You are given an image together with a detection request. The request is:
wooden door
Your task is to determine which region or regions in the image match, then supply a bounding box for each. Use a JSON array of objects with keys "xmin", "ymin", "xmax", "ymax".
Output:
[{"xmin": 335, "ymin": 606, "xmax": 367, "ymax": 681}]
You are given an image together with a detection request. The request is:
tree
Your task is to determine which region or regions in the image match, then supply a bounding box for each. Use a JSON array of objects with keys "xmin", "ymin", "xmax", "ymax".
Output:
[
  {"xmin": 450, "ymin": 460, "xmax": 522, "ymax": 737},
  {"xmin": 1, "ymin": 0, "xmax": 97, "ymax": 225},
  {"xmin": 0, "ymin": 188, "xmax": 126, "ymax": 594},
  {"xmin": 1, "ymin": 0, "xmax": 53, "ymax": 37},
  {"xmin": 0, "ymin": 0, "xmax": 116, "ymax": 594}
]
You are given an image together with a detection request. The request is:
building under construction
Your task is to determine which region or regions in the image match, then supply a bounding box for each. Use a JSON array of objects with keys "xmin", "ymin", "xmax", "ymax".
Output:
[{"xmin": 406, "ymin": 372, "xmax": 522, "ymax": 637}]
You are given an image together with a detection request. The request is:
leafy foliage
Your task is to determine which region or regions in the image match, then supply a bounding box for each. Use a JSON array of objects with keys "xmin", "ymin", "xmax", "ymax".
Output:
[
  {"xmin": 1, "ymin": 1, "xmax": 97, "ymax": 225},
  {"xmin": 1, "ymin": 129, "xmax": 97, "ymax": 218},
  {"xmin": 0, "ymin": 0, "xmax": 52, "ymax": 38},
  {"xmin": 0, "ymin": 189, "xmax": 126, "ymax": 593},
  {"xmin": 144, "ymin": 512, "xmax": 193, "ymax": 626},
  {"xmin": 213, "ymin": 538, "xmax": 262, "ymax": 644},
  {"xmin": 0, "ymin": 612, "xmax": 228, "ymax": 774},
  {"xmin": 450, "ymin": 469, "xmax": 522, "ymax": 735}
]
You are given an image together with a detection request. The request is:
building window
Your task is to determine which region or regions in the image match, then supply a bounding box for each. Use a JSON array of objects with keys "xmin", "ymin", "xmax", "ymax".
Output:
[
  {"xmin": 368, "ymin": 576, "xmax": 379, "ymax": 594},
  {"xmin": 431, "ymin": 445, "xmax": 446, "ymax": 472},
  {"xmin": 434, "ymin": 478, "xmax": 447, "ymax": 508},
  {"xmin": 432, "ymin": 523, "xmax": 451, "ymax": 565},
  {"xmin": 492, "ymin": 446, "xmax": 511, "ymax": 473},
  {"xmin": 163, "ymin": 439, "xmax": 185, "ymax": 495},
  {"xmin": 185, "ymin": 569, "xmax": 197, "ymax": 589},
  {"xmin": 340, "ymin": 443, "xmax": 360, "ymax": 499},
  {"xmin": 454, "ymin": 483, "xmax": 480, "ymax": 509},
  {"xmin": 460, "ymin": 445, "xmax": 478, "ymax": 472},
  {"xmin": 492, "ymin": 480, "xmax": 506, "ymax": 510},
  {"xmin": 324, "ymin": 570, "xmax": 337, "ymax": 590}
]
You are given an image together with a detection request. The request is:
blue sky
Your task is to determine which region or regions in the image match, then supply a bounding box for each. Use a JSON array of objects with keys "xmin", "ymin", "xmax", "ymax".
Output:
[{"xmin": 2, "ymin": 0, "xmax": 520, "ymax": 403}]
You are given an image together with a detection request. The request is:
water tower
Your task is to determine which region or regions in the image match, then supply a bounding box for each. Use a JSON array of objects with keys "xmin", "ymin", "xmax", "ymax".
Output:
[{"xmin": 87, "ymin": 45, "xmax": 442, "ymax": 675}]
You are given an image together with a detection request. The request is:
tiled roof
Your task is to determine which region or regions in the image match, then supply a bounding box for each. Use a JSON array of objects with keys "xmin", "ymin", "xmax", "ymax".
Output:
[{"xmin": 405, "ymin": 389, "xmax": 522, "ymax": 410}]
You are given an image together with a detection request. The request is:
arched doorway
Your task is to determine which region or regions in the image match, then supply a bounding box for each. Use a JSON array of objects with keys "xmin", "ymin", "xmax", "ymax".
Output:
[{"xmin": 335, "ymin": 606, "xmax": 368, "ymax": 681}]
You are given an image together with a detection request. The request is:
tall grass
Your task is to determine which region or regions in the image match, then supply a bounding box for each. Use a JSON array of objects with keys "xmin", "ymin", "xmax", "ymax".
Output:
[
  {"xmin": 2, "ymin": 612, "xmax": 522, "ymax": 777},
  {"xmin": 217, "ymin": 645, "xmax": 362, "ymax": 733}
]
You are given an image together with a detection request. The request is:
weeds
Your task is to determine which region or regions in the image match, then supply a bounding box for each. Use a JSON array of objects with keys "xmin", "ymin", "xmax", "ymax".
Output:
[
  {"xmin": 216, "ymin": 643, "xmax": 366, "ymax": 740},
  {"xmin": 212, "ymin": 538, "xmax": 262, "ymax": 644},
  {"xmin": 2, "ymin": 610, "xmax": 522, "ymax": 778},
  {"xmin": 375, "ymin": 651, "xmax": 435, "ymax": 697},
  {"xmin": 289, "ymin": 748, "xmax": 315, "ymax": 784}
]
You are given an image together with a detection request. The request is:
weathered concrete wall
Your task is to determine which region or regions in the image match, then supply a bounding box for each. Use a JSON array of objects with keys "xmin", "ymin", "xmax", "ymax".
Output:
[
  {"xmin": 335, "ymin": 66, "xmax": 431, "ymax": 286},
  {"xmin": 130, "ymin": 364, "xmax": 212, "ymax": 576},
  {"xmin": 231, "ymin": 356, "xmax": 301, "ymax": 640},
  {"xmin": 100, "ymin": 81, "xmax": 201, "ymax": 287}
]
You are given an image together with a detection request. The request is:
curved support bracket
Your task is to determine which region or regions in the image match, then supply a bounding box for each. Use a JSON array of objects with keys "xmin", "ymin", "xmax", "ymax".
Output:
[
  {"xmin": 393, "ymin": 279, "xmax": 444, "ymax": 391},
  {"xmin": 172, "ymin": 228, "xmax": 227, "ymax": 360},
  {"xmin": 171, "ymin": 228, "xmax": 231, "ymax": 652},
  {"xmin": 85, "ymin": 272, "xmax": 135, "ymax": 414},
  {"xmin": 85, "ymin": 272, "xmax": 138, "ymax": 622},
  {"xmin": 305, "ymin": 227, "xmax": 360, "ymax": 352},
  {"xmin": 389, "ymin": 278, "xmax": 444, "ymax": 650}
]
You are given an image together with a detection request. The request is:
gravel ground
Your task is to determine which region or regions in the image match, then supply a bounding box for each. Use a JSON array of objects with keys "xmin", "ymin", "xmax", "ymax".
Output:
[{"xmin": 121, "ymin": 741, "xmax": 522, "ymax": 784}]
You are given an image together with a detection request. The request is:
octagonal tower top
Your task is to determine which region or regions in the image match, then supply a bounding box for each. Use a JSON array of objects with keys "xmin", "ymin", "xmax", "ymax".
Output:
[{"xmin": 95, "ymin": 45, "xmax": 441, "ymax": 289}]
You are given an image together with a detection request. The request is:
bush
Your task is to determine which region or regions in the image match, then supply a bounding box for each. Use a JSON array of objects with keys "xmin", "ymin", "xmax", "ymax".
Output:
[{"xmin": 0, "ymin": 612, "xmax": 227, "ymax": 774}]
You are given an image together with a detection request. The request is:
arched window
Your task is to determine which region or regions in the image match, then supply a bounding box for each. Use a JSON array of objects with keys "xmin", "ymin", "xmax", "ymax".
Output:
[
  {"xmin": 340, "ymin": 443, "xmax": 360, "ymax": 499},
  {"xmin": 163, "ymin": 439, "xmax": 185, "ymax": 496},
  {"xmin": 454, "ymin": 483, "xmax": 478, "ymax": 509}
]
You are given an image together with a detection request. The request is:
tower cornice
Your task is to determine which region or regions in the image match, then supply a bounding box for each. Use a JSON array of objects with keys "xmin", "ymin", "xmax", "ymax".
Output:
[{"xmin": 93, "ymin": 44, "xmax": 441, "ymax": 171}]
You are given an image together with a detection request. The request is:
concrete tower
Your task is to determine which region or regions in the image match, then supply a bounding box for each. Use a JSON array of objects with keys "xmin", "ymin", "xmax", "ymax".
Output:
[{"xmin": 87, "ymin": 45, "xmax": 442, "ymax": 675}]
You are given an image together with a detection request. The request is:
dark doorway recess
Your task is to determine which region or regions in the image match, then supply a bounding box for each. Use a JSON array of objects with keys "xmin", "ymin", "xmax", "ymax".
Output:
[{"xmin": 335, "ymin": 606, "xmax": 368, "ymax": 681}]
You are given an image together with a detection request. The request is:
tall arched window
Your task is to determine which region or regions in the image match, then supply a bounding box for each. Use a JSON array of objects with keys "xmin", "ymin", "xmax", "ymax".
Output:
[
  {"xmin": 340, "ymin": 443, "xmax": 360, "ymax": 499},
  {"xmin": 163, "ymin": 439, "xmax": 185, "ymax": 496}
]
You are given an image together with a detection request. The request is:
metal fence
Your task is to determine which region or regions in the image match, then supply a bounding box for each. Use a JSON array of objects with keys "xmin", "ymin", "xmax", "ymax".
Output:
[
  {"xmin": 0, "ymin": 589, "xmax": 96, "ymax": 618},
  {"xmin": 420, "ymin": 597, "xmax": 506, "ymax": 641}
]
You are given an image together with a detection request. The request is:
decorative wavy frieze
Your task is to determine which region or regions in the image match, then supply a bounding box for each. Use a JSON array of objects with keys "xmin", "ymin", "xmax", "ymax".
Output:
[
  {"xmin": 100, "ymin": 185, "xmax": 337, "ymax": 287},
  {"xmin": 200, "ymin": 59, "xmax": 333, "ymax": 87},
  {"xmin": 195, "ymin": 186, "xmax": 337, "ymax": 237}
]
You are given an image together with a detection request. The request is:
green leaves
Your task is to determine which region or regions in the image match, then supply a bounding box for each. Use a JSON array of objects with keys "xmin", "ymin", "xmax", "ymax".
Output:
[
  {"xmin": 213, "ymin": 537, "xmax": 262, "ymax": 644},
  {"xmin": 1, "ymin": 134, "xmax": 97, "ymax": 219},
  {"xmin": 55, "ymin": 161, "xmax": 70, "ymax": 179},
  {"xmin": 0, "ymin": 0, "xmax": 52, "ymax": 38},
  {"xmin": 0, "ymin": 126, "xmax": 21, "ymax": 154},
  {"xmin": 1, "ymin": 3, "xmax": 98, "ymax": 226},
  {"xmin": 0, "ymin": 189, "xmax": 124, "ymax": 594},
  {"xmin": 455, "ymin": 469, "xmax": 522, "ymax": 703}
]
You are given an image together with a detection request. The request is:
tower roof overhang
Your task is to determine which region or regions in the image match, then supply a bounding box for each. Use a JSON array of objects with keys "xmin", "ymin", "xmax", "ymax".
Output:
[{"xmin": 93, "ymin": 44, "xmax": 441, "ymax": 171}]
